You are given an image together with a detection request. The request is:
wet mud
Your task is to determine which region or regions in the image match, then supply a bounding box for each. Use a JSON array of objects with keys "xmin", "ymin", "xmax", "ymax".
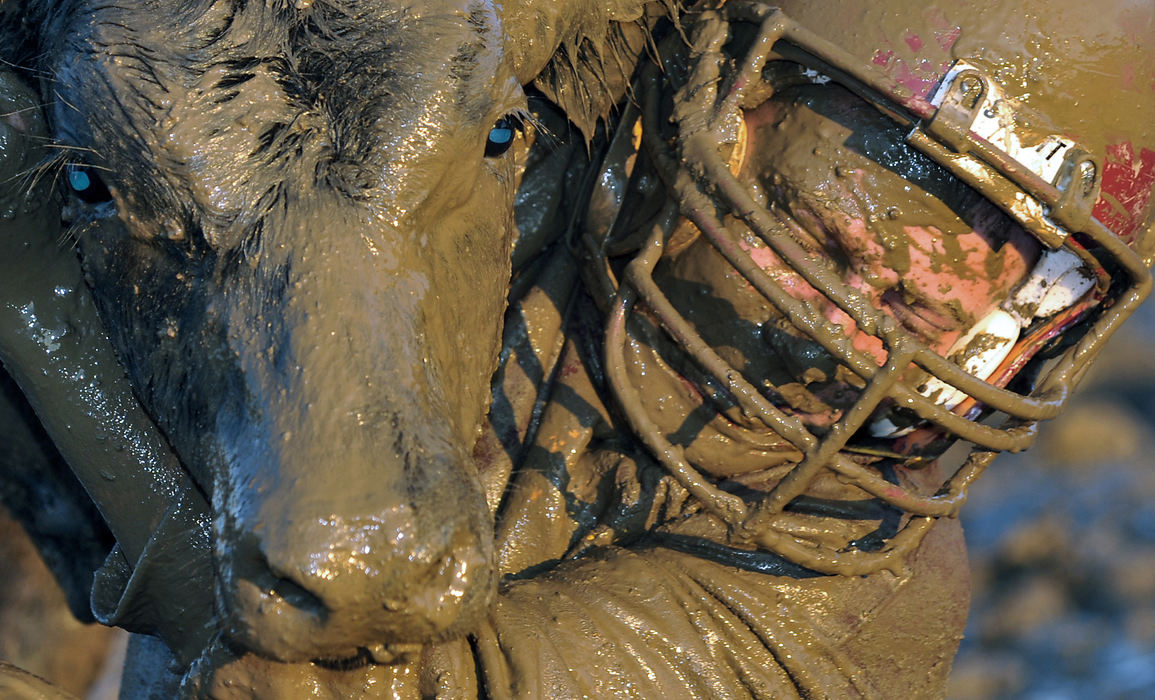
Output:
[{"xmin": 5, "ymin": 313, "xmax": 1149, "ymax": 699}]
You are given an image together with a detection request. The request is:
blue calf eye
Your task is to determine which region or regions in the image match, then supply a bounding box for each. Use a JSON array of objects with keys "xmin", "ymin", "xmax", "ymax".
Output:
[
  {"xmin": 485, "ymin": 117, "xmax": 518, "ymax": 157},
  {"xmin": 69, "ymin": 169, "xmax": 92, "ymax": 192},
  {"xmin": 66, "ymin": 165, "xmax": 114, "ymax": 204}
]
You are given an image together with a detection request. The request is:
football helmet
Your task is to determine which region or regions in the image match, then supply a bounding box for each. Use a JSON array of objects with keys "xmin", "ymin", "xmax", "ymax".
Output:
[{"xmin": 585, "ymin": 1, "xmax": 1155, "ymax": 574}]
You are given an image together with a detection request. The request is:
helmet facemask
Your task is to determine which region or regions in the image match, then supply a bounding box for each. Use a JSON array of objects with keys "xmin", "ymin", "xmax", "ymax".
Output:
[{"xmin": 582, "ymin": 4, "xmax": 1152, "ymax": 575}]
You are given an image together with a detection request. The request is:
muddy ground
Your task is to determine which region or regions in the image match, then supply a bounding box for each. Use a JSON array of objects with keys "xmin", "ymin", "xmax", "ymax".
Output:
[{"xmin": 1, "ymin": 299, "xmax": 1152, "ymax": 698}]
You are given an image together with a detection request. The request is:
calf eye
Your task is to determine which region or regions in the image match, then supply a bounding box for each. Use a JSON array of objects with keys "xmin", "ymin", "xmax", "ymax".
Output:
[
  {"xmin": 484, "ymin": 116, "xmax": 517, "ymax": 157},
  {"xmin": 66, "ymin": 164, "xmax": 113, "ymax": 204}
]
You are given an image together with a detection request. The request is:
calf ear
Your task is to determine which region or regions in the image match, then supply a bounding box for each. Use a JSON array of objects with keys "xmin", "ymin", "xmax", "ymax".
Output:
[{"xmin": 503, "ymin": 0, "xmax": 676, "ymax": 138}]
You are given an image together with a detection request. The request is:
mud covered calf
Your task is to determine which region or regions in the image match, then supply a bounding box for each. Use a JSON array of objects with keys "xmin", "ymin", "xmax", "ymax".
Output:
[{"xmin": 23, "ymin": 0, "xmax": 544, "ymax": 659}]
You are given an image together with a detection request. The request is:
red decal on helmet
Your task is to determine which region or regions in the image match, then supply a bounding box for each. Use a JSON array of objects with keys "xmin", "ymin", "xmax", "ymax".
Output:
[
  {"xmin": 1094, "ymin": 142, "xmax": 1155, "ymax": 243},
  {"xmin": 869, "ymin": 13, "xmax": 961, "ymax": 99},
  {"xmin": 869, "ymin": 49, "xmax": 945, "ymax": 98},
  {"xmin": 872, "ymin": 49, "xmax": 893, "ymax": 68},
  {"xmin": 1122, "ymin": 63, "xmax": 1136, "ymax": 90},
  {"xmin": 933, "ymin": 26, "xmax": 961, "ymax": 52}
]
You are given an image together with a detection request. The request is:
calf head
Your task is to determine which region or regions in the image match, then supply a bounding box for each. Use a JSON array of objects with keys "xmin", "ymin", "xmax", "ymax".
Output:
[{"xmin": 26, "ymin": 0, "xmax": 566, "ymax": 663}]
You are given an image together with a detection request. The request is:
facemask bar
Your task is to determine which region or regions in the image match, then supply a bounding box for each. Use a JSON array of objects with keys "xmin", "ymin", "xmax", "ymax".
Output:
[{"xmin": 598, "ymin": 3, "xmax": 1152, "ymax": 575}]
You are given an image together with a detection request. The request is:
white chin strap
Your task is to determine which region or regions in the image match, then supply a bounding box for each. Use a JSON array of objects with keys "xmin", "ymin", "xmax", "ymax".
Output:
[{"xmin": 870, "ymin": 247, "xmax": 1094, "ymax": 438}]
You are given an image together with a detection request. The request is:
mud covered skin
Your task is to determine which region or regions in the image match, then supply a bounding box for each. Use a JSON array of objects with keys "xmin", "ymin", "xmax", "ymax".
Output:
[{"xmin": 737, "ymin": 85, "xmax": 1040, "ymax": 362}]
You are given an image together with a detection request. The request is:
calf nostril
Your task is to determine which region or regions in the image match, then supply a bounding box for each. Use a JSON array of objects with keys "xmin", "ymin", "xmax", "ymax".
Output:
[
  {"xmin": 269, "ymin": 575, "xmax": 326, "ymax": 618},
  {"xmin": 222, "ymin": 532, "xmax": 330, "ymax": 620}
]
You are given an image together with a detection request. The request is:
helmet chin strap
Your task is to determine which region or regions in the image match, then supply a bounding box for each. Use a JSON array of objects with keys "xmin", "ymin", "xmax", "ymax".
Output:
[
  {"xmin": 872, "ymin": 246, "xmax": 1098, "ymax": 437},
  {"xmin": 865, "ymin": 55, "xmax": 1110, "ymax": 437}
]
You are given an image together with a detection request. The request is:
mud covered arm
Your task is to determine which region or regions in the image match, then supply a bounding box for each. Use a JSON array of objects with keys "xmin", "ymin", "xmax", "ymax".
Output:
[
  {"xmin": 0, "ymin": 71, "xmax": 202, "ymax": 562},
  {"xmin": 0, "ymin": 71, "xmax": 217, "ymax": 659}
]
